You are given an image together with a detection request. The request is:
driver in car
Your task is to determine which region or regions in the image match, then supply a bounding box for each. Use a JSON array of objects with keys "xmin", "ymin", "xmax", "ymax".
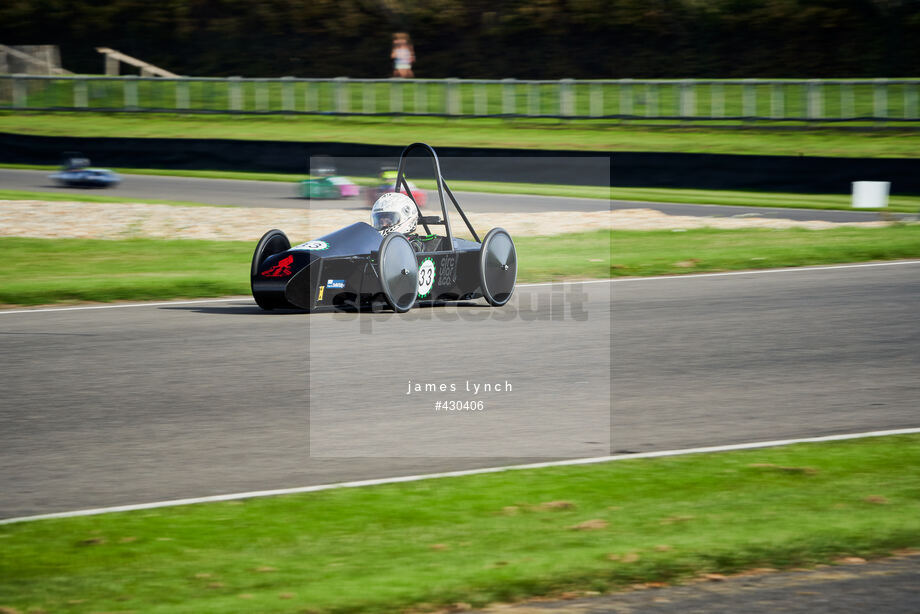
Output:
[{"xmin": 371, "ymin": 192, "xmax": 441, "ymax": 252}]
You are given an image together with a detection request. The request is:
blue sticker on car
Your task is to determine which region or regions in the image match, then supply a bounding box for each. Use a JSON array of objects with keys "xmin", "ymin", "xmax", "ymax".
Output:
[{"xmin": 327, "ymin": 279, "xmax": 346, "ymax": 289}]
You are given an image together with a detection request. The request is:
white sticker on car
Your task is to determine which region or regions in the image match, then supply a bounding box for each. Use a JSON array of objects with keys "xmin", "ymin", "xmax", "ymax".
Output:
[
  {"xmin": 291, "ymin": 240, "xmax": 330, "ymax": 251},
  {"xmin": 418, "ymin": 258, "xmax": 436, "ymax": 298}
]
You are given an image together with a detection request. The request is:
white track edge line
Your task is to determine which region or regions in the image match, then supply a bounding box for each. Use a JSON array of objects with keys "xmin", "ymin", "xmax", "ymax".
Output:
[
  {"xmin": 609, "ymin": 260, "xmax": 920, "ymax": 283},
  {"xmin": 0, "ymin": 297, "xmax": 247, "ymax": 315},
  {"xmin": 3, "ymin": 426, "xmax": 919, "ymax": 525},
  {"xmin": 0, "ymin": 282, "xmax": 614, "ymax": 314},
  {"xmin": 3, "ymin": 260, "xmax": 917, "ymax": 315},
  {"xmin": 515, "ymin": 279, "xmax": 614, "ymax": 288}
]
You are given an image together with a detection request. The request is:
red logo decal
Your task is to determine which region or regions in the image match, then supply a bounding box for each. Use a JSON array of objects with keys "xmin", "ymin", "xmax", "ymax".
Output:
[{"xmin": 261, "ymin": 255, "xmax": 294, "ymax": 277}]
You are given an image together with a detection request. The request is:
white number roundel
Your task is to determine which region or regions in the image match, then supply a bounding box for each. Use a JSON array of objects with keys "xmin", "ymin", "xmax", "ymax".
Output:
[
  {"xmin": 292, "ymin": 240, "xmax": 329, "ymax": 251},
  {"xmin": 418, "ymin": 258, "xmax": 436, "ymax": 298}
]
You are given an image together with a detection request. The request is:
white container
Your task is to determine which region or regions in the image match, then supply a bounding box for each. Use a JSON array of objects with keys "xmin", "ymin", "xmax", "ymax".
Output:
[{"xmin": 852, "ymin": 181, "xmax": 890, "ymax": 208}]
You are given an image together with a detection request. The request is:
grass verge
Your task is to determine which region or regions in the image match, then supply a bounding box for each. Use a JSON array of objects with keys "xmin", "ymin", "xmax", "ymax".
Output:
[
  {"xmin": 607, "ymin": 225, "xmax": 920, "ymax": 277},
  {"xmin": 1, "ymin": 435, "xmax": 918, "ymax": 613},
  {"xmin": 0, "ymin": 238, "xmax": 249, "ymax": 306},
  {"xmin": 0, "ymin": 232, "xmax": 610, "ymax": 306},
  {"xmin": 2, "ymin": 111, "xmax": 920, "ymax": 157},
  {"xmin": 5, "ymin": 226, "xmax": 920, "ymax": 306}
]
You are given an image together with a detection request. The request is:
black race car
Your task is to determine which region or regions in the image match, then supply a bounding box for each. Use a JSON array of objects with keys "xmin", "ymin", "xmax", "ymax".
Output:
[{"xmin": 251, "ymin": 143, "xmax": 517, "ymax": 312}]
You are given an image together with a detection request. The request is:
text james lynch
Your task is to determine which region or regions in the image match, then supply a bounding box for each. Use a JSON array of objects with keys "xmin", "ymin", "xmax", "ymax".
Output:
[{"xmin": 407, "ymin": 380, "xmax": 512, "ymax": 395}]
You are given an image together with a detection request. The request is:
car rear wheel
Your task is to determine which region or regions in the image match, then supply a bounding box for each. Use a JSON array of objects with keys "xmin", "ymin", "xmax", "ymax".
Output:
[
  {"xmin": 251, "ymin": 229, "xmax": 293, "ymax": 310},
  {"xmin": 377, "ymin": 233, "xmax": 418, "ymax": 313},
  {"xmin": 479, "ymin": 227, "xmax": 517, "ymax": 306}
]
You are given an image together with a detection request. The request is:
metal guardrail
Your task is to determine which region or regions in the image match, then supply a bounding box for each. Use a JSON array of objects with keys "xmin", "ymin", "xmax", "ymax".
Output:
[{"xmin": 1, "ymin": 75, "xmax": 919, "ymax": 121}]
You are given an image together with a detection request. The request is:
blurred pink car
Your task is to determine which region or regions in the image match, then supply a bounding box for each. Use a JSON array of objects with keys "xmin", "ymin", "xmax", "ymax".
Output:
[{"xmin": 328, "ymin": 176, "xmax": 360, "ymax": 198}]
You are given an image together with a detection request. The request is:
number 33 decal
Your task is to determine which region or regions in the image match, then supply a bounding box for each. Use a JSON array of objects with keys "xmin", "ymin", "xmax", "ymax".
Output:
[{"xmin": 418, "ymin": 258, "xmax": 436, "ymax": 298}]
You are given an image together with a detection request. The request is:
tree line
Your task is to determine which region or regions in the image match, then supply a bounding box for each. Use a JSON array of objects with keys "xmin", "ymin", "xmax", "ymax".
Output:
[{"xmin": 1, "ymin": 0, "xmax": 918, "ymax": 78}]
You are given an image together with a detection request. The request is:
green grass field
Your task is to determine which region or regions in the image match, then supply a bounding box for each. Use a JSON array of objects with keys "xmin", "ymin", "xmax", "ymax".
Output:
[
  {"xmin": 2, "ymin": 434, "xmax": 918, "ymax": 613},
  {"xmin": 3, "ymin": 111, "xmax": 920, "ymax": 157},
  {"xmin": 0, "ymin": 232, "xmax": 611, "ymax": 306},
  {"xmin": 606, "ymin": 226, "xmax": 920, "ymax": 277},
  {"xmin": 4, "ymin": 226, "xmax": 920, "ymax": 306}
]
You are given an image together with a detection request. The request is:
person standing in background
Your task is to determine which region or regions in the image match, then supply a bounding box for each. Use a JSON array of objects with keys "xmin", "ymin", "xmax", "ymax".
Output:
[{"xmin": 391, "ymin": 32, "xmax": 415, "ymax": 78}]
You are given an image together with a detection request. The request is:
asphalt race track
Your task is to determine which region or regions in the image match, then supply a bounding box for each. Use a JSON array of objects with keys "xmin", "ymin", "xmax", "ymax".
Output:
[
  {"xmin": 0, "ymin": 168, "xmax": 900, "ymax": 221},
  {"xmin": 1, "ymin": 168, "xmax": 608, "ymax": 213},
  {"xmin": 2, "ymin": 263, "xmax": 918, "ymax": 519}
]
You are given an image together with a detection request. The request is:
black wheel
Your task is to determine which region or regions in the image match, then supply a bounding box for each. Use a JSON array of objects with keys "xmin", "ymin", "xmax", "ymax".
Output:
[
  {"xmin": 479, "ymin": 227, "xmax": 517, "ymax": 306},
  {"xmin": 377, "ymin": 233, "xmax": 418, "ymax": 312},
  {"xmin": 251, "ymin": 229, "xmax": 292, "ymax": 310}
]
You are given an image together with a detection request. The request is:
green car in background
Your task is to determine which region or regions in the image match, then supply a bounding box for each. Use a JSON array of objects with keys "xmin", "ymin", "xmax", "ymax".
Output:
[
  {"xmin": 297, "ymin": 157, "xmax": 361, "ymax": 199},
  {"xmin": 298, "ymin": 175, "xmax": 361, "ymax": 199}
]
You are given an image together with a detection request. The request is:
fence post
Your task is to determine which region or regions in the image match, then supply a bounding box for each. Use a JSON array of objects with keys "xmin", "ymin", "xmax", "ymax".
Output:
[
  {"xmin": 255, "ymin": 79, "xmax": 269, "ymax": 112},
  {"xmin": 361, "ymin": 81, "xmax": 377, "ymax": 115},
  {"xmin": 304, "ymin": 81, "xmax": 317, "ymax": 112},
  {"xmin": 74, "ymin": 77, "xmax": 88, "ymax": 108},
  {"xmin": 619, "ymin": 78, "xmax": 633, "ymax": 116},
  {"xmin": 680, "ymin": 79, "xmax": 695, "ymax": 117},
  {"xmin": 589, "ymin": 82, "xmax": 602, "ymax": 117},
  {"xmin": 841, "ymin": 82, "xmax": 855, "ymax": 119},
  {"xmin": 281, "ymin": 77, "xmax": 294, "ymax": 112},
  {"xmin": 415, "ymin": 80, "xmax": 426, "ymax": 115},
  {"xmin": 361, "ymin": 80, "xmax": 372, "ymax": 114},
  {"xmin": 770, "ymin": 82, "xmax": 784, "ymax": 119},
  {"xmin": 335, "ymin": 76, "xmax": 348, "ymax": 113},
  {"xmin": 175, "ymin": 78, "xmax": 189, "ymax": 110},
  {"xmin": 874, "ymin": 78, "xmax": 888, "ymax": 120},
  {"xmin": 124, "ymin": 75, "xmax": 138, "ymax": 110},
  {"xmin": 444, "ymin": 78, "xmax": 459, "ymax": 115},
  {"xmin": 807, "ymin": 79, "xmax": 822, "ymax": 120},
  {"xmin": 742, "ymin": 78, "xmax": 756, "ymax": 118},
  {"xmin": 711, "ymin": 82, "xmax": 724, "ymax": 117},
  {"xmin": 502, "ymin": 78, "xmax": 515, "ymax": 116},
  {"xmin": 12, "ymin": 75, "xmax": 26, "ymax": 108},
  {"xmin": 104, "ymin": 53, "xmax": 118, "ymax": 76},
  {"xmin": 229, "ymin": 76, "xmax": 242, "ymax": 112},
  {"xmin": 560, "ymin": 78, "xmax": 574, "ymax": 116},
  {"xmin": 475, "ymin": 81, "xmax": 487, "ymax": 116},
  {"xmin": 527, "ymin": 81, "xmax": 539, "ymax": 116},
  {"xmin": 647, "ymin": 82, "xmax": 658, "ymax": 117},
  {"xmin": 906, "ymin": 82, "xmax": 918, "ymax": 120},
  {"xmin": 390, "ymin": 79, "xmax": 403, "ymax": 113}
]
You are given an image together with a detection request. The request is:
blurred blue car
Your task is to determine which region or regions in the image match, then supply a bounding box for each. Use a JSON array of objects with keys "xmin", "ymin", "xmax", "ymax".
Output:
[{"xmin": 50, "ymin": 153, "xmax": 121, "ymax": 188}]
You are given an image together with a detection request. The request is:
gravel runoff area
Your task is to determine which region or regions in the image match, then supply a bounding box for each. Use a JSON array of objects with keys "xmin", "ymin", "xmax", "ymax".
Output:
[{"xmin": 0, "ymin": 200, "xmax": 895, "ymax": 241}]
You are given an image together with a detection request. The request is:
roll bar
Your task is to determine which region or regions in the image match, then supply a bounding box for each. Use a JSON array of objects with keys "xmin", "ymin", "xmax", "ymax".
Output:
[{"xmin": 393, "ymin": 142, "xmax": 481, "ymax": 244}]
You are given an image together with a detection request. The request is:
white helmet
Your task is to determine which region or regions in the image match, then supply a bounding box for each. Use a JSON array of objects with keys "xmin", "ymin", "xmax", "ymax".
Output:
[{"xmin": 371, "ymin": 192, "xmax": 418, "ymax": 235}]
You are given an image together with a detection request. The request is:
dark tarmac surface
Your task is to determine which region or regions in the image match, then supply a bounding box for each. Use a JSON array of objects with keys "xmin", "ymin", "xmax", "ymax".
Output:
[
  {"xmin": 1, "ymin": 263, "xmax": 918, "ymax": 520},
  {"xmin": 0, "ymin": 168, "xmax": 903, "ymax": 220},
  {"xmin": 1, "ymin": 168, "xmax": 607, "ymax": 212},
  {"xmin": 478, "ymin": 553, "xmax": 920, "ymax": 613},
  {"xmin": 610, "ymin": 262, "xmax": 920, "ymax": 454}
]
